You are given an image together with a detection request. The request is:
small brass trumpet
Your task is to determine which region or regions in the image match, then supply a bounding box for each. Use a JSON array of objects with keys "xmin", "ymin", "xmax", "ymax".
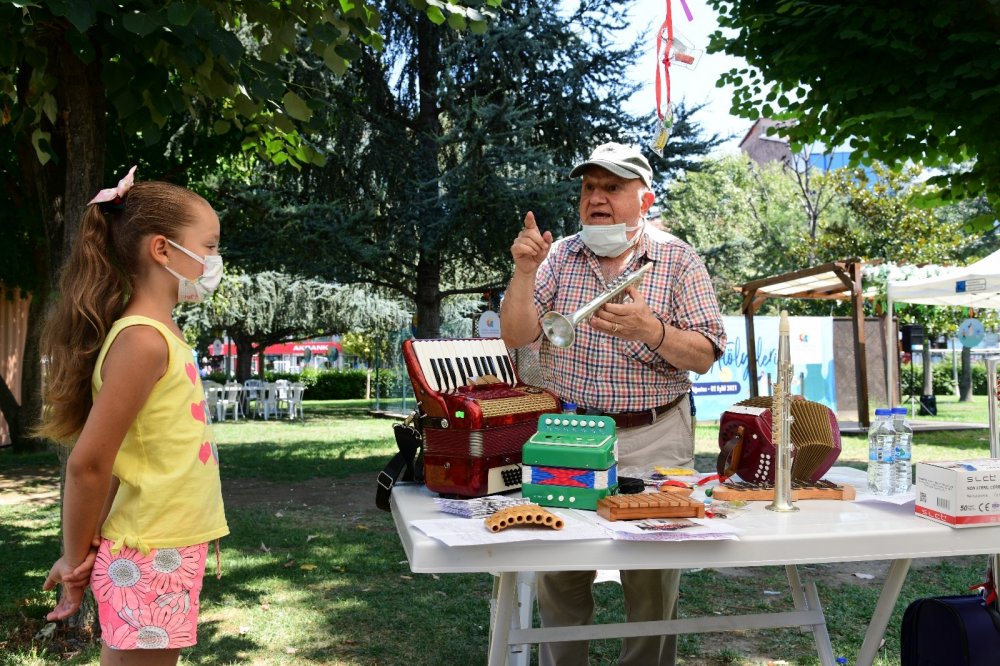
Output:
[{"xmin": 540, "ymin": 263, "xmax": 652, "ymax": 348}]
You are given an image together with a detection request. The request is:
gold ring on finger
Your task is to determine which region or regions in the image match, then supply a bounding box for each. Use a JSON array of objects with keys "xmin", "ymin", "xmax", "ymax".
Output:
[{"xmin": 612, "ymin": 323, "xmax": 619, "ymax": 334}]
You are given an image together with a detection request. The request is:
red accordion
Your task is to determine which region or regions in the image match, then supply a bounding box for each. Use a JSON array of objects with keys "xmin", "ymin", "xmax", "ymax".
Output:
[
  {"xmin": 402, "ymin": 338, "xmax": 561, "ymax": 497},
  {"xmin": 717, "ymin": 396, "xmax": 842, "ymax": 484}
]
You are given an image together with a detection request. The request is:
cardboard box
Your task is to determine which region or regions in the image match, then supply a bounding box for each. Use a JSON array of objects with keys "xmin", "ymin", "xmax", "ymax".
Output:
[{"xmin": 915, "ymin": 459, "xmax": 1000, "ymax": 528}]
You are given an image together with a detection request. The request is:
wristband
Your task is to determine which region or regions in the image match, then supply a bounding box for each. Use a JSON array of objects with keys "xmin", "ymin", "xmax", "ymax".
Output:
[{"xmin": 650, "ymin": 320, "xmax": 666, "ymax": 350}]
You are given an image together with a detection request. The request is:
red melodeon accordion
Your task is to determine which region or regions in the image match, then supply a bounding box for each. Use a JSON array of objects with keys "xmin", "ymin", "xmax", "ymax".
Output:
[
  {"xmin": 717, "ymin": 396, "xmax": 842, "ymax": 484},
  {"xmin": 402, "ymin": 338, "xmax": 561, "ymax": 497}
]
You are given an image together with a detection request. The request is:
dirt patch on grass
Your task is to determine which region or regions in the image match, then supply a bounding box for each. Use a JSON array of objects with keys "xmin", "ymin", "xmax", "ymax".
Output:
[
  {"xmin": 0, "ymin": 464, "xmax": 383, "ymax": 516},
  {"xmin": 0, "ymin": 466, "xmax": 60, "ymax": 506},
  {"xmin": 221, "ymin": 474, "xmax": 383, "ymax": 517}
]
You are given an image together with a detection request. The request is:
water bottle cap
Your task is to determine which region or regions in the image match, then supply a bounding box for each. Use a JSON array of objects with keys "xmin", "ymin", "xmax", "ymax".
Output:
[
  {"xmin": 891, "ymin": 407, "xmax": 908, "ymax": 414},
  {"xmin": 562, "ymin": 401, "xmax": 577, "ymax": 411},
  {"xmin": 874, "ymin": 408, "xmax": 892, "ymax": 416}
]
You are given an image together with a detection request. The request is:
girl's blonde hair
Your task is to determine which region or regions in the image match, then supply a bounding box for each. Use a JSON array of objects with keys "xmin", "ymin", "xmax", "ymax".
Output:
[{"xmin": 36, "ymin": 181, "xmax": 209, "ymax": 443}]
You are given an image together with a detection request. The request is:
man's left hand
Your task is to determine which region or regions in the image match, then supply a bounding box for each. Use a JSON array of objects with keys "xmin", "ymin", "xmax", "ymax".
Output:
[{"xmin": 589, "ymin": 285, "xmax": 662, "ymax": 346}]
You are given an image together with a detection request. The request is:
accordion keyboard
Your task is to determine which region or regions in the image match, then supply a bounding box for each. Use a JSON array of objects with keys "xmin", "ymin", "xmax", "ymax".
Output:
[{"xmin": 410, "ymin": 338, "xmax": 517, "ymax": 392}]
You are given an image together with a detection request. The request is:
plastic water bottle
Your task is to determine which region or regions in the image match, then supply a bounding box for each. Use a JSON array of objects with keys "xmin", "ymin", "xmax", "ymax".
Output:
[
  {"xmin": 866, "ymin": 410, "xmax": 884, "ymax": 493},
  {"xmin": 867, "ymin": 408, "xmax": 896, "ymax": 495},
  {"xmin": 892, "ymin": 406, "xmax": 913, "ymax": 493}
]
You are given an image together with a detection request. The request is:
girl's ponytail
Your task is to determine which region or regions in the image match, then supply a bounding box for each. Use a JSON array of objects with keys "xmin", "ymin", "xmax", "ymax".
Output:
[{"xmin": 36, "ymin": 205, "xmax": 129, "ymax": 442}]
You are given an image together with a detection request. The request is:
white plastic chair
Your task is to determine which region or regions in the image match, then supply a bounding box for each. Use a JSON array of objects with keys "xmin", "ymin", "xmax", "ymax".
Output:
[
  {"xmin": 242, "ymin": 378, "xmax": 261, "ymax": 415},
  {"xmin": 285, "ymin": 383, "xmax": 305, "ymax": 419},
  {"xmin": 220, "ymin": 383, "xmax": 243, "ymax": 421},
  {"xmin": 255, "ymin": 383, "xmax": 278, "ymax": 420},
  {"xmin": 204, "ymin": 386, "xmax": 223, "ymax": 423}
]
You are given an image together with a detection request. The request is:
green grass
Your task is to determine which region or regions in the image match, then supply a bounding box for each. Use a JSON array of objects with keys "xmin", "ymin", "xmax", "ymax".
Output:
[{"xmin": 1, "ymin": 395, "xmax": 996, "ymax": 665}]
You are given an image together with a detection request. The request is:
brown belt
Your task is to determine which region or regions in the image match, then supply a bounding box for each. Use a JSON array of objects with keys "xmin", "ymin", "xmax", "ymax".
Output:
[{"xmin": 578, "ymin": 393, "xmax": 686, "ymax": 430}]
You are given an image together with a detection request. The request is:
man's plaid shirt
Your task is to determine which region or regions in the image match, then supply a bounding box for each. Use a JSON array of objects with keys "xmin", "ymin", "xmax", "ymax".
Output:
[{"xmin": 531, "ymin": 225, "xmax": 726, "ymax": 413}]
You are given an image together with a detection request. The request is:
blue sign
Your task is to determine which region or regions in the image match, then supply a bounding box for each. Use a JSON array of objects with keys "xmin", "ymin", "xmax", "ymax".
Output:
[{"xmin": 958, "ymin": 317, "xmax": 985, "ymax": 348}]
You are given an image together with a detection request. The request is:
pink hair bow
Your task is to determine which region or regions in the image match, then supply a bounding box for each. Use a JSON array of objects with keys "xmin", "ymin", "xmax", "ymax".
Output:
[{"xmin": 88, "ymin": 165, "xmax": 137, "ymax": 205}]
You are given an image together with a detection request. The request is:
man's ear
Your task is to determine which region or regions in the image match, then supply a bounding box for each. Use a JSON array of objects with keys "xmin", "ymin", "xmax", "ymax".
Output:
[{"xmin": 640, "ymin": 189, "xmax": 656, "ymax": 215}]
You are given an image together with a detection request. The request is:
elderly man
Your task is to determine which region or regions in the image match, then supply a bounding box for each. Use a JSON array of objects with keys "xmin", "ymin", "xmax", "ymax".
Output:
[{"xmin": 499, "ymin": 142, "xmax": 726, "ymax": 665}]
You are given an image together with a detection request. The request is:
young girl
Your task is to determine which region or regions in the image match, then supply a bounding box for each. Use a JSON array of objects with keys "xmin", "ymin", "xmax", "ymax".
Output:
[{"xmin": 39, "ymin": 167, "xmax": 229, "ymax": 665}]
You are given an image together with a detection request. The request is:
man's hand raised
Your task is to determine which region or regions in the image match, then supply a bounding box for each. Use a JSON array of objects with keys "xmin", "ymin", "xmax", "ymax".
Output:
[{"xmin": 510, "ymin": 211, "xmax": 553, "ymax": 276}]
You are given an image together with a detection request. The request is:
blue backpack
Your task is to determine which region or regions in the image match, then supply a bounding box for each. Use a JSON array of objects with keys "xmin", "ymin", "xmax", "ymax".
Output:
[{"xmin": 901, "ymin": 594, "xmax": 1000, "ymax": 666}]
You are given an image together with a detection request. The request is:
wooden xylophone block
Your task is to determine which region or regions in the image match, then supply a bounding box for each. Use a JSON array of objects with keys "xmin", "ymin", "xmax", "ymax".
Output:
[
  {"xmin": 711, "ymin": 480, "xmax": 856, "ymax": 502},
  {"xmin": 596, "ymin": 492, "xmax": 706, "ymax": 521}
]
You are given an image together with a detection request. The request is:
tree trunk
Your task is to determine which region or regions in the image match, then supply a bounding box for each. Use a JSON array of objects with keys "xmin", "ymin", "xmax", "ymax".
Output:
[
  {"xmin": 413, "ymin": 258, "xmax": 442, "ymax": 339},
  {"xmin": 411, "ymin": 14, "xmax": 445, "ymax": 340},
  {"xmin": 921, "ymin": 343, "xmax": 933, "ymax": 395},
  {"xmin": 959, "ymin": 346, "xmax": 973, "ymax": 402},
  {"xmin": 233, "ymin": 337, "xmax": 255, "ymax": 382}
]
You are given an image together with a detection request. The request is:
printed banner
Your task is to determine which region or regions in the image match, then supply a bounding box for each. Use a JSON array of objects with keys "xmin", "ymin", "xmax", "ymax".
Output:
[{"xmin": 691, "ymin": 316, "xmax": 837, "ymax": 421}]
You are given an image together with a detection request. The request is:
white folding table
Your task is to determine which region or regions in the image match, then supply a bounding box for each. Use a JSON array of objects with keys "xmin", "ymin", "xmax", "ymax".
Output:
[{"xmin": 391, "ymin": 476, "xmax": 1000, "ymax": 666}]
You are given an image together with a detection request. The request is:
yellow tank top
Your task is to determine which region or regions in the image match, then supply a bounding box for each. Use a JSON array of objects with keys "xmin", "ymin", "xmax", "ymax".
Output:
[{"xmin": 94, "ymin": 316, "xmax": 229, "ymax": 554}]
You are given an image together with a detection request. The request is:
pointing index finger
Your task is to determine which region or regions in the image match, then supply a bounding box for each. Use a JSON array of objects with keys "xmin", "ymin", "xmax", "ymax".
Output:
[{"xmin": 523, "ymin": 211, "xmax": 537, "ymax": 230}]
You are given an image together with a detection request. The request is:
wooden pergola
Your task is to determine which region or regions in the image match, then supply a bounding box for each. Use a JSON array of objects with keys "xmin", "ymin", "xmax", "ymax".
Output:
[{"xmin": 740, "ymin": 259, "xmax": 871, "ymax": 428}]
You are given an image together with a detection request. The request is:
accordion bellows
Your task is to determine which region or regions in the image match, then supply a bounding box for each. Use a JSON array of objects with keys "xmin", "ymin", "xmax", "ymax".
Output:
[{"xmin": 718, "ymin": 396, "xmax": 842, "ymax": 484}]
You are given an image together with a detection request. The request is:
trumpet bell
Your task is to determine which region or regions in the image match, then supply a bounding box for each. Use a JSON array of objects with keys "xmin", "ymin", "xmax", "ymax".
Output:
[{"xmin": 540, "ymin": 311, "xmax": 576, "ymax": 348}]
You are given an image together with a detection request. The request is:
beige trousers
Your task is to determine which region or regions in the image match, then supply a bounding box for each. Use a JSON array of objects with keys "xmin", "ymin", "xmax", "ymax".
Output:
[{"xmin": 536, "ymin": 399, "xmax": 693, "ymax": 666}]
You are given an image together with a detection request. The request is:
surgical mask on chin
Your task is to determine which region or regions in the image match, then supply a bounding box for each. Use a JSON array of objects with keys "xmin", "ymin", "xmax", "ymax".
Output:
[
  {"xmin": 164, "ymin": 239, "xmax": 224, "ymax": 303},
  {"xmin": 579, "ymin": 221, "xmax": 642, "ymax": 257}
]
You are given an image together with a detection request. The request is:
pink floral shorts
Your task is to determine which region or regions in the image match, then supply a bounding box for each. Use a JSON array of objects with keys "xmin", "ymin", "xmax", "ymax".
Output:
[{"xmin": 90, "ymin": 539, "xmax": 208, "ymax": 650}]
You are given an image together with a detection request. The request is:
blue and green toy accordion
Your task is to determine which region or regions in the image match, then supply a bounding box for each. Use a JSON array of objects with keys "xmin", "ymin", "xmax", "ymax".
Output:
[{"xmin": 521, "ymin": 414, "xmax": 618, "ymax": 510}]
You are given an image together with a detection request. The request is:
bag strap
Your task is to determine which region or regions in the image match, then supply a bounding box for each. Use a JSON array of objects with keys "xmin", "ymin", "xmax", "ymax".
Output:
[
  {"xmin": 375, "ymin": 417, "xmax": 424, "ymax": 512},
  {"xmin": 716, "ymin": 425, "xmax": 745, "ymax": 479}
]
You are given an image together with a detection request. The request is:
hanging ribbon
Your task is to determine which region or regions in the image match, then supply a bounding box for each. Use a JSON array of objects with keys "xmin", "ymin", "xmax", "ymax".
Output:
[
  {"xmin": 651, "ymin": 0, "xmax": 695, "ymax": 154},
  {"xmin": 654, "ymin": 0, "xmax": 673, "ymax": 124},
  {"xmin": 678, "ymin": 0, "xmax": 693, "ymax": 22}
]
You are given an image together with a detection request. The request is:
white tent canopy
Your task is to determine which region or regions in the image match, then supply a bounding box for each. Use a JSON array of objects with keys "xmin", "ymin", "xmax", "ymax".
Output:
[
  {"xmin": 885, "ymin": 249, "xmax": 1000, "ymax": 442},
  {"xmin": 887, "ymin": 248, "xmax": 1000, "ymax": 308}
]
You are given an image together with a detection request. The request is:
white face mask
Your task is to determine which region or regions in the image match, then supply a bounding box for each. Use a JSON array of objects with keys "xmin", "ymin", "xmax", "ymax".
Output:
[
  {"xmin": 579, "ymin": 221, "xmax": 642, "ymax": 257},
  {"xmin": 164, "ymin": 239, "xmax": 224, "ymax": 303}
]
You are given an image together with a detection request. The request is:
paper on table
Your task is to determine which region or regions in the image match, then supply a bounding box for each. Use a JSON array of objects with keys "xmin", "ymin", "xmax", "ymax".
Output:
[
  {"xmin": 588, "ymin": 513, "xmax": 741, "ymax": 542},
  {"xmin": 852, "ymin": 489, "xmax": 916, "ymax": 506},
  {"xmin": 825, "ymin": 466, "xmax": 916, "ymax": 506},
  {"xmin": 410, "ymin": 511, "xmax": 606, "ymax": 547}
]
